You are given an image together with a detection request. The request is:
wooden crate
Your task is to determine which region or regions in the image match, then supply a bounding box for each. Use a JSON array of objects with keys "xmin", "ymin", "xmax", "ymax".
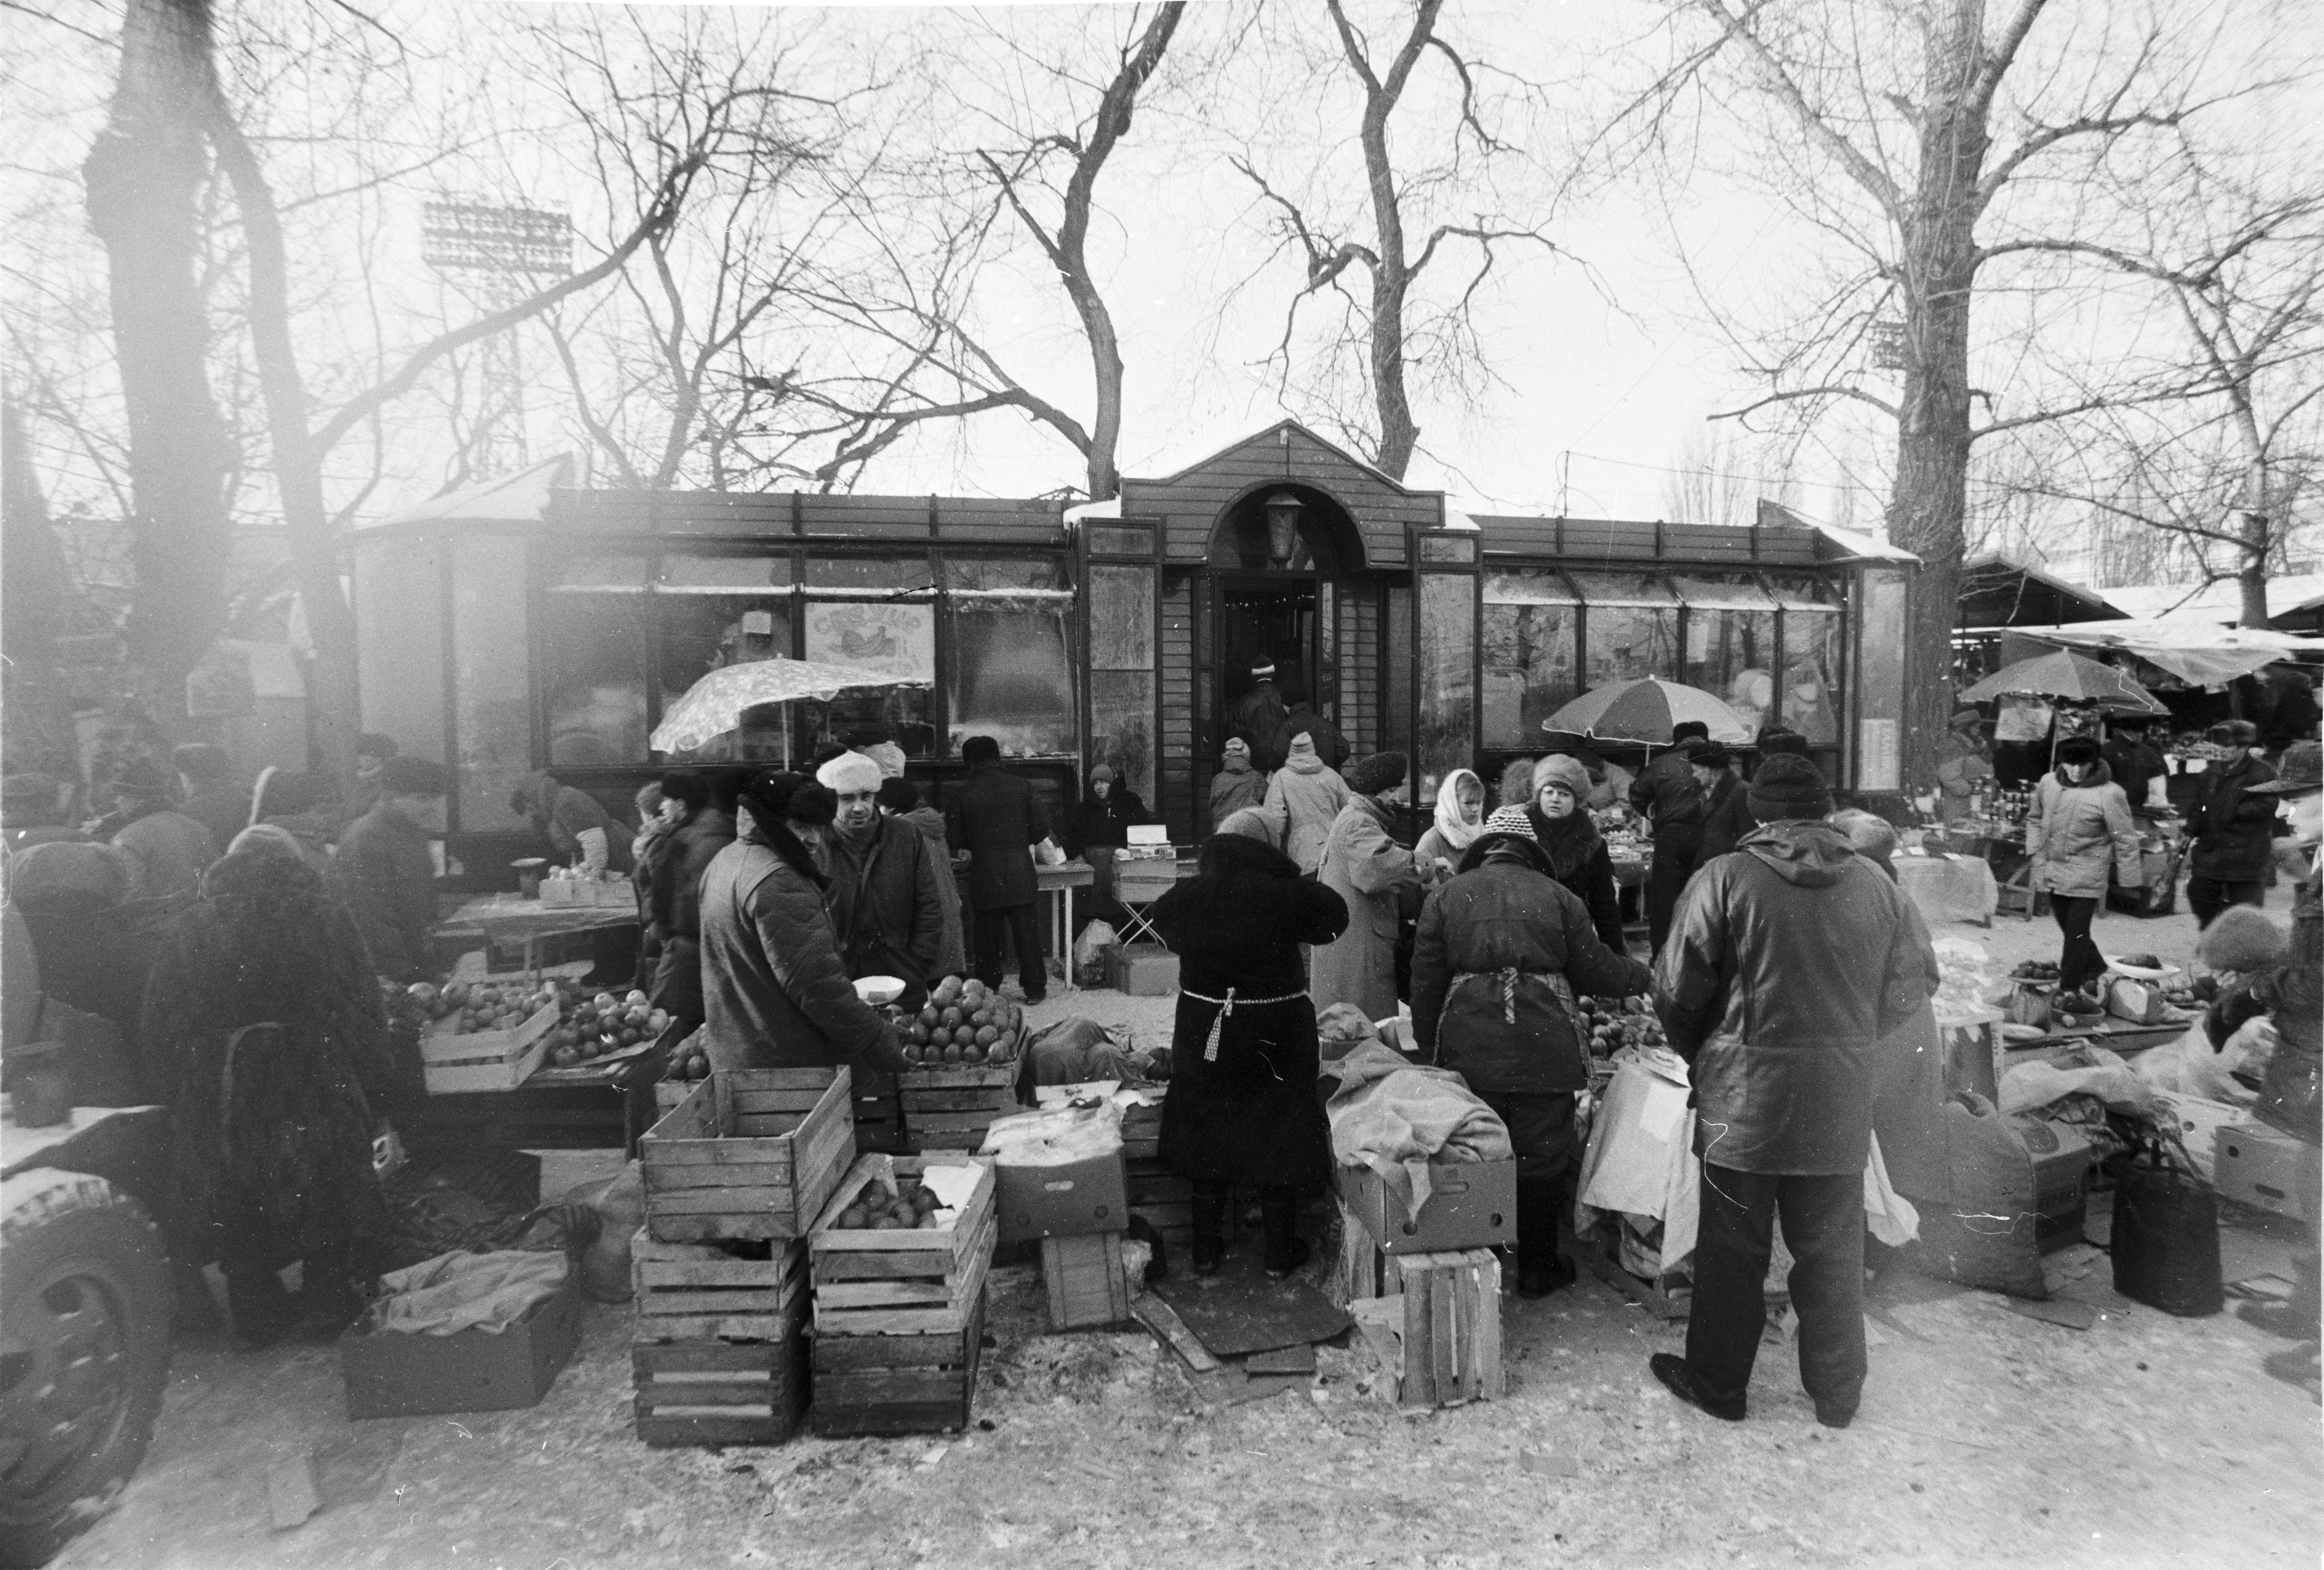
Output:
[
  {"xmin": 810, "ymin": 1289, "xmax": 985, "ymax": 1438},
  {"xmin": 640, "ymin": 1067, "xmax": 856, "ymax": 1242},
  {"xmin": 421, "ymin": 1002, "xmax": 558, "ymax": 1094},
  {"xmin": 807, "ymin": 1154, "xmax": 998, "ymax": 1337},
  {"xmin": 1041, "ymin": 1232, "xmax": 1131, "ymax": 1330},
  {"xmin": 854, "ymin": 1083, "xmax": 907, "ymax": 1154},
  {"xmin": 1120, "ymin": 1092, "xmax": 1164, "ymax": 1161},
  {"xmin": 1125, "ymin": 1157, "xmax": 1193, "ymax": 1254},
  {"xmin": 899, "ymin": 1064, "xmax": 1018, "ymax": 1154},
  {"xmin": 1333, "ymin": 1204, "xmax": 1504, "ymax": 1408},
  {"xmin": 632, "ymin": 1335, "xmax": 808, "ymax": 1447},
  {"xmin": 630, "ymin": 1229, "xmax": 806, "ymax": 1343}
]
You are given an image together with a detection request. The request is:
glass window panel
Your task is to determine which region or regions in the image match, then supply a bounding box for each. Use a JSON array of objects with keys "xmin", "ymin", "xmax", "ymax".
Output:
[
  {"xmin": 1386, "ymin": 585, "xmax": 1413, "ymax": 755},
  {"xmin": 1088, "ymin": 564, "xmax": 1155, "ymax": 669},
  {"xmin": 547, "ymin": 553, "xmax": 648, "ymax": 591},
  {"xmin": 354, "ymin": 535, "xmax": 445, "ymax": 776},
  {"xmin": 1569, "ymin": 570, "xmax": 1678, "ymax": 607},
  {"xmin": 1687, "ymin": 608, "xmax": 1779, "ymax": 735},
  {"xmin": 945, "ymin": 555, "xmax": 1072, "ymax": 594},
  {"xmin": 805, "ymin": 555, "xmax": 929, "ymax": 592},
  {"xmin": 1483, "ymin": 602, "xmax": 1578, "ymax": 750},
  {"xmin": 1766, "ymin": 574, "xmax": 1839, "ymax": 610},
  {"xmin": 1669, "ymin": 573, "xmax": 1779, "ymax": 611},
  {"xmin": 794, "ymin": 601, "xmax": 937, "ymax": 758},
  {"xmin": 1417, "ymin": 573, "xmax": 1476, "ymax": 807},
  {"xmin": 1849, "ymin": 569, "xmax": 1907, "ymax": 784},
  {"xmin": 1782, "ymin": 607, "xmax": 1846, "ymax": 746},
  {"xmin": 657, "ymin": 595, "xmax": 795, "ymax": 738},
  {"xmin": 1090, "ymin": 670, "xmax": 1155, "ymax": 803},
  {"xmin": 1484, "ymin": 569, "xmax": 1579, "ymax": 606},
  {"xmin": 948, "ymin": 600, "xmax": 1077, "ymax": 757},
  {"xmin": 544, "ymin": 586, "xmax": 651, "ymax": 770},
  {"xmin": 1583, "ymin": 601, "xmax": 1680, "ymax": 688},
  {"xmin": 660, "ymin": 552, "xmax": 792, "ymax": 590},
  {"xmin": 1420, "ymin": 533, "xmax": 1475, "ymax": 562},
  {"xmin": 451, "ymin": 536, "xmax": 536, "ymax": 828},
  {"xmin": 1086, "ymin": 524, "xmax": 1152, "ymax": 557}
]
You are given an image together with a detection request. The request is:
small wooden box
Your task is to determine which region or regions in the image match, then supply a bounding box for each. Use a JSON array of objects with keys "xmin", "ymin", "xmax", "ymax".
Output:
[
  {"xmin": 1119, "ymin": 1092, "xmax": 1164, "ymax": 1160},
  {"xmin": 900, "ymin": 1063, "xmax": 1018, "ymax": 1154},
  {"xmin": 630, "ymin": 1229, "xmax": 806, "ymax": 1344},
  {"xmin": 810, "ymin": 1289, "xmax": 985, "ymax": 1437},
  {"xmin": 1337, "ymin": 1159, "xmax": 1515, "ymax": 1256},
  {"xmin": 420, "ymin": 1002, "xmax": 559, "ymax": 1095},
  {"xmin": 632, "ymin": 1335, "xmax": 808, "ymax": 1447},
  {"xmin": 1125, "ymin": 1156, "xmax": 1193, "ymax": 1254},
  {"xmin": 640, "ymin": 1067, "xmax": 856, "ymax": 1243},
  {"xmin": 1040, "ymin": 1232, "xmax": 1131, "ymax": 1330},
  {"xmin": 1332, "ymin": 1204, "xmax": 1504, "ymax": 1408},
  {"xmin": 807, "ymin": 1154, "xmax": 998, "ymax": 1337}
]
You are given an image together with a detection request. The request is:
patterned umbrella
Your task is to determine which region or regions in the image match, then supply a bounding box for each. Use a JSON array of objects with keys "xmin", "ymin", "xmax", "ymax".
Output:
[
  {"xmin": 1542, "ymin": 678, "xmax": 1757, "ymax": 745},
  {"xmin": 1957, "ymin": 650, "xmax": 2166, "ymax": 715},
  {"xmin": 651, "ymin": 657, "xmax": 926, "ymax": 755}
]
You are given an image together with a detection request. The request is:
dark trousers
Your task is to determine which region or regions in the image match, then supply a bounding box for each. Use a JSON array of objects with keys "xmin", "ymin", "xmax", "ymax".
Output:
[
  {"xmin": 1645, "ymin": 828, "xmax": 1702, "ymax": 957},
  {"xmin": 1475, "ymin": 1089, "xmax": 1577, "ymax": 1264},
  {"xmin": 2049, "ymin": 894, "xmax": 2105, "ymax": 992},
  {"xmin": 1685, "ymin": 1163, "xmax": 1865, "ymax": 1416},
  {"xmin": 973, "ymin": 902, "xmax": 1046, "ymax": 998},
  {"xmin": 2188, "ymin": 876, "xmax": 2264, "ymax": 929}
]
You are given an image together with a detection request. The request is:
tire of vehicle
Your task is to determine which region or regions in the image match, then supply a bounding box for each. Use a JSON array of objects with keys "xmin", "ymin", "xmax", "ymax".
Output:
[{"xmin": 0, "ymin": 1169, "xmax": 171, "ymax": 1569}]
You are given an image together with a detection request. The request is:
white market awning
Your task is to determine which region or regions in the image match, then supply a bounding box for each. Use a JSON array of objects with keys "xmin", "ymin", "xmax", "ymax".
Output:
[{"xmin": 2007, "ymin": 619, "xmax": 2324, "ymax": 690}]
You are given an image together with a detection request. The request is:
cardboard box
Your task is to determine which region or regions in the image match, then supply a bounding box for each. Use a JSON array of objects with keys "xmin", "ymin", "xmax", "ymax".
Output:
[
  {"xmin": 2104, "ymin": 977, "xmax": 2171, "ymax": 1025},
  {"xmin": 2215, "ymin": 1121, "xmax": 2322, "ymax": 1221},
  {"xmin": 1337, "ymin": 1158, "xmax": 1516, "ymax": 1256},
  {"xmin": 1105, "ymin": 943, "xmax": 1178, "ymax": 996},
  {"xmin": 996, "ymin": 1148, "xmax": 1130, "ymax": 1244},
  {"xmin": 341, "ymin": 1265, "xmax": 583, "ymax": 1419}
]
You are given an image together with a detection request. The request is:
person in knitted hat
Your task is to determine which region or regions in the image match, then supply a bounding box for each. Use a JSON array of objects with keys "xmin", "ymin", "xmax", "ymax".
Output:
[
  {"xmin": 1648, "ymin": 750, "xmax": 1937, "ymax": 1430},
  {"xmin": 2025, "ymin": 735, "xmax": 2141, "ymax": 998},
  {"xmin": 699, "ymin": 770, "xmax": 904, "ymax": 1077},
  {"xmin": 1524, "ymin": 752, "xmax": 1626, "ymax": 952},
  {"xmin": 1063, "ymin": 762, "xmax": 1148, "ymax": 911},
  {"xmin": 1311, "ymin": 753, "xmax": 1417, "ymax": 1023},
  {"xmin": 1258, "ymin": 729, "xmax": 1349, "ymax": 874},
  {"xmin": 816, "ymin": 749, "xmax": 947, "ymax": 1004},
  {"xmin": 2188, "ymin": 719, "xmax": 2282, "ymax": 928},
  {"xmin": 1211, "ymin": 736, "xmax": 1267, "ymax": 820},
  {"xmin": 1413, "ymin": 801, "xmax": 1650, "ymax": 1297}
]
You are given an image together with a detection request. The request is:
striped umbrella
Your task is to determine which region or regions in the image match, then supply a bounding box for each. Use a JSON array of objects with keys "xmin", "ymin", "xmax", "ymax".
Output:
[{"xmin": 1542, "ymin": 678, "xmax": 1757, "ymax": 746}]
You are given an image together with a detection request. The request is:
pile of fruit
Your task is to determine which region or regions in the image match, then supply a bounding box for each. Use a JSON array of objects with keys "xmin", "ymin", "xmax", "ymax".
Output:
[
  {"xmin": 547, "ymin": 987, "xmax": 672, "ymax": 1068},
  {"xmin": 2163, "ymin": 974, "xmax": 2217, "ymax": 1011},
  {"xmin": 2010, "ymin": 961, "xmax": 2062, "ymax": 982},
  {"xmin": 831, "ymin": 1179, "xmax": 947, "ymax": 1231},
  {"xmin": 1579, "ymin": 995, "xmax": 1665, "ymax": 1056},
  {"xmin": 407, "ymin": 979, "xmax": 557, "ymax": 1036},
  {"xmin": 665, "ymin": 1031, "xmax": 713, "ymax": 1082},
  {"xmin": 887, "ymin": 974, "xmax": 1022, "ymax": 1068}
]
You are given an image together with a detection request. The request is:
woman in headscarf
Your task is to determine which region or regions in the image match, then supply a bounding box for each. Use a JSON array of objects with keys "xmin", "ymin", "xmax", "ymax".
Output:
[
  {"xmin": 1415, "ymin": 767, "xmax": 1486, "ymax": 885},
  {"xmin": 141, "ymin": 835, "xmax": 398, "ymax": 1347},
  {"xmin": 1522, "ymin": 753, "xmax": 1628, "ymax": 954},
  {"xmin": 1411, "ymin": 806, "xmax": 1651, "ymax": 1295},
  {"xmin": 1149, "ymin": 825, "xmax": 1350, "ymax": 1278}
]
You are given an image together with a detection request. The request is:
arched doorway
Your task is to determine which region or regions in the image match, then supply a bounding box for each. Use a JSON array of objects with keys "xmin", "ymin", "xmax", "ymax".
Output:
[{"xmin": 1205, "ymin": 484, "xmax": 1366, "ymax": 757}]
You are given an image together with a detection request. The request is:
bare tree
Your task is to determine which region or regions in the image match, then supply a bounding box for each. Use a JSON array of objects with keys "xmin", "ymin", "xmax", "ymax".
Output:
[
  {"xmin": 1232, "ymin": 0, "xmax": 1565, "ymax": 480},
  {"xmin": 1667, "ymin": 0, "xmax": 2257, "ymax": 781}
]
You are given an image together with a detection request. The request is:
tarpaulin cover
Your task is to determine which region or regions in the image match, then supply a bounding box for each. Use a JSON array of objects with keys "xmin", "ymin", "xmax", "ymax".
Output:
[
  {"xmin": 2011, "ymin": 621, "xmax": 2324, "ymax": 691},
  {"xmin": 1318, "ymin": 1035, "xmax": 1512, "ymax": 1220},
  {"xmin": 369, "ymin": 1250, "xmax": 569, "ymax": 1336}
]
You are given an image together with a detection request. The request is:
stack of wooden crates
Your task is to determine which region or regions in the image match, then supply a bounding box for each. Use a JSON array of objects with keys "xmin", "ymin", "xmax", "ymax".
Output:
[
  {"xmin": 630, "ymin": 1066, "xmax": 855, "ymax": 1445},
  {"xmin": 807, "ymin": 1154, "xmax": 1000, "ymax": 1436},
  {"xmin": 899, "ymin": 1063, "xmax": 1019, "ymax": 1153},
  {"xmin": 1330, "ymin": 1159, "xmax": 1514, "ymax": 1409}
]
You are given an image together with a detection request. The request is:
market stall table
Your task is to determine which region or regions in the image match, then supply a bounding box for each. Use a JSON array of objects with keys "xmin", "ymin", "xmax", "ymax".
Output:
[
  {"xmin": 1037, "ymin": 858, "xmax": 1096, "ymax": 993},
  {"xmin": 436, "ymin": 893, "xmax": 639, "ymax": 975},
  {"xmin": 402, "ymin": 1038, "xmax": 668, "ymax": 1155},
  {"xmin": 1895, "ymin": 849, "xmax": 2001, "ymax": 926},
  {"xmin": 1109, "ymin": 855, "xmax": 1195, "ymax": 949}
]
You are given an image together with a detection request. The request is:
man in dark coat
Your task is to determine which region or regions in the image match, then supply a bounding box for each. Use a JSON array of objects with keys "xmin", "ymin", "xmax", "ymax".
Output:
[
  {"xmin": 1273, "ymin": 693, "xmax": 1349, "ymax": 772},
  {"xmin": 1230, "ymin": 663, "xmax": 1292, "ymax": 772},
  {"xmin": 698, "ymin": 770, "xmax": 906, "ymax": 1077},
  {"xmin": 108, "ymin": 761, "xmax": 217, "ymax": 901},
  {"xmin": 645, "ymin": 771, "xmax": 736, "ymax": 1030},
  {"xmin": 1646, "ymin": 756, "xmax": 1937, "ymax": 1428},
  {"xmin": 1686, "ymin": 745, "xmax": 1738, "ymax": 874},
  {"xmin": 1411, "ymin": 806, "xmax": 1651, "ymax": 1296},
  {"xmin": 2188, "ymin": 720, "xmax": 2279, "ymax": 927},
  {"xmin": 817, "ymin": 750, "xmax": 947, "ymax": 998},
  {"xmin": 1629, "ymin": 723, "xmax": 1710, "ymax": 957},
  {"xmin": 1700, "ymin": 729, "xmax": 1808, "ymax": 860},
  {"xmin": 2102, "ymin": 716, "xmax": 2166, "ymax": 817},
  {"xmin": 327, "ymin": 756, "xmax": 448, "ymax": 984},
  {"xmin": 1150, "ymin": 827, "xmax": 1349, "ymax": 1276},
  {"xmin": 945, "ymin": 736, "xmax": 1053, "ymax": 1003},
  {"xmin": 172, "ymin": 743, "xmax": 249, "ymax": 852}
]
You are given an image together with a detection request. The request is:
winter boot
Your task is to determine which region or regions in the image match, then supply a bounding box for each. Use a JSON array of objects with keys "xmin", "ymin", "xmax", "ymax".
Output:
[
  {"xmin": 1261, "ymin": 1187, "xmax": 1309, "ymax": 1280},
  {"xmin": 294, "ymin": 1244, "xmax": 365, "ymax": 1340},
  {"xmin": 226, "ymin": 1269, "xmax": 292, "ymax": 1351},
  {"xmin": 1515, "ymin": 1177, "xmax": 1575, "ymax": 1299},
  {"xmin": 1191, "ymin": 1183, "xmax": 1230, "ymax": 1277}
]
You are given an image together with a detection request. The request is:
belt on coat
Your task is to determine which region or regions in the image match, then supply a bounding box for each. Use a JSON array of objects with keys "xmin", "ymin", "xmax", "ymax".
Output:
[
  {"xmin": 1450, "ymin": 967, "xmax": 1583, "ymax": 1031},
  {"xmin": 1180, "ymin": 985, "xmax": 1309, "ymax": 1062}
]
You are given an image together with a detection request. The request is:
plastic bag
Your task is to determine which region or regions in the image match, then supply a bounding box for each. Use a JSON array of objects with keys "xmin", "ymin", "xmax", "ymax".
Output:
[
  {"xmin": 980, "ymin": 1101, "xmax": 1123, "ymax": 1164},
  {"xmin": 1072, "ymin": 920, "xmax": 1118, "ymax": 986}
]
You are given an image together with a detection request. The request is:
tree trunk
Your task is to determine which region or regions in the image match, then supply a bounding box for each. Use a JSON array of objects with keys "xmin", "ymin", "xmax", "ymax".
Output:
[
  {"xmin": 81, "ymin": 0, "xmax": 233, "ymax": 721},
  {"xmin": 1888, "ymin": 0, "xmax": 1989, "ymax": 791},
  {"xmin": 2227, "ymin": 390, "xmax": 2273, "ymax": 628},
  {"xmin": 204, "ymin": 102, "xmax": 361, "ymax": 776},
  {"xmin": 1353, "ymin": 2, "xmax": 1432, "ymax": 484}
]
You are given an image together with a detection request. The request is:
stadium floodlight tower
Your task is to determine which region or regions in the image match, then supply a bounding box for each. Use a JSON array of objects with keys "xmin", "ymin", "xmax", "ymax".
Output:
[{"xmin": 420, "ymin": 199, "xmax": 572, "ymax": 476}]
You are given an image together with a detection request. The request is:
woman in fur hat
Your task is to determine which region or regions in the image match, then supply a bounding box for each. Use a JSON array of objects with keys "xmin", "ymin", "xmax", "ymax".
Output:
[{"xmin": 1523, "ymin": 753, "xmax": 1629, "ymax": 953}]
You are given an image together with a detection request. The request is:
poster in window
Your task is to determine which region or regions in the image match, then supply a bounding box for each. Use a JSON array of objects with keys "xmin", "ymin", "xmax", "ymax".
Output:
[{"xmin": 803, "ymin": 601, "xmax": 935, "ymax": 682}]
